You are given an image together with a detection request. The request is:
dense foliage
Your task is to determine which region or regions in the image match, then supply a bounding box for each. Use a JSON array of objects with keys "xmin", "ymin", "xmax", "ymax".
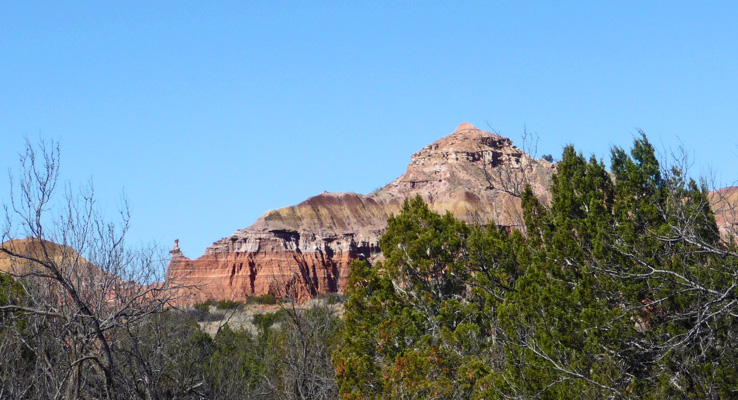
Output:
[
  {"xmin": 335, "ymin": 135, "xmax": 738, "ymax": 399},
  {"xmin": 333, "ymin": 197, "xmax": 525, "ymax": 399}
]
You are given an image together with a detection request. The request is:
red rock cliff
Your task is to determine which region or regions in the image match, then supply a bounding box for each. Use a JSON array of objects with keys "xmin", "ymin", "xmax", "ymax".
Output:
[{"xmin": 166, "ymin": 123, "xmax": 556, "ymax": 303}]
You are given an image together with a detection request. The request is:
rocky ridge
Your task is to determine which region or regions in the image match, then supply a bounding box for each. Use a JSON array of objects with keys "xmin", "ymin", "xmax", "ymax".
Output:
[{"xmin": 166, "ymin": 123, "xmax": 555, "ymax": 303}]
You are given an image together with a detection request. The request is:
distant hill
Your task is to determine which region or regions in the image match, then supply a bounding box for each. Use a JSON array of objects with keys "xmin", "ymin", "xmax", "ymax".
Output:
[{"xmin": 0, "ymin": 238, "xmax": 84, "ymax": 275}]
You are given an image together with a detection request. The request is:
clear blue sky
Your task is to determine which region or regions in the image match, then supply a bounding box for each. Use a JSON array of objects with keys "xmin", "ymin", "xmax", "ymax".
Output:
[{"xmin": 2, "ymin": 2, "xmax": 737, "ymax": 257}]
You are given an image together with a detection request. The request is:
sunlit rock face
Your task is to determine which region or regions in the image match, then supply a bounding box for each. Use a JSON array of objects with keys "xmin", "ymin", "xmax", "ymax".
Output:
[
  {"xmin": 710, "ymin": 186, "xmax": 738, "ymax": 241},
  {"xmin": 166, "ymin": 123, "xmax": 558, "ymax": 303}
]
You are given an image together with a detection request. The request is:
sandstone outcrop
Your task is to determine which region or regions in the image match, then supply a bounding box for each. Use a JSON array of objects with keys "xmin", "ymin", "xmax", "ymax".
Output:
[{"xmin": 166, "ymin": 123, "xmax": 556, "ymax": 303}]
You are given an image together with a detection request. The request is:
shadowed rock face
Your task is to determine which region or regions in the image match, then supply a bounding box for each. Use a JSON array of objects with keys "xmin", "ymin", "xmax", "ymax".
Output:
[{"xmin": 167, "ymin": 123, "xmax": 557, "ymax": 303}]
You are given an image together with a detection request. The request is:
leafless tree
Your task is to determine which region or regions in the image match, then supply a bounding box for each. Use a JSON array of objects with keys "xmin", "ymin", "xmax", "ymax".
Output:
[
  {"xmin": 0, "ymin": 139, "xmax": 191, "ymax": 399},
  {"xmin": 475, "ymin": 126, "xmax": 551, "ymax": 231},
  {"xmin": 258, "ymin": 283, "xmax": 341, "ymax": 400},
  {"xmin": 477, "ymin": 125, "xmax": 540, "ymax": 199}
]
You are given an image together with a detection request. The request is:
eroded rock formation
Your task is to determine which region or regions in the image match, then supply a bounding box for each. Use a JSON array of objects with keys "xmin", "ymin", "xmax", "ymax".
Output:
[
  {"xmin": 167, "ymin": 124, "xmax": 738, "ymax": 303},
  {"xmin": 167, "ymin": 123, "xmax": 556, "ymax": 303}
]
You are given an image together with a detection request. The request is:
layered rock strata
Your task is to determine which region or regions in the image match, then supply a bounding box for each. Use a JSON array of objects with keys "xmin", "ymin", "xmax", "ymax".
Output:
[{"xmin": 167, "ymin": 123, "xmax": 556, "ymax": 303}]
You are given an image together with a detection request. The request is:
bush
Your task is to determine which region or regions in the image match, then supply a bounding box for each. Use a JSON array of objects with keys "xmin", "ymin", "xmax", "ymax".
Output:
[
  {"xmin": 194, "ymin": 299, "xmax": 214, "ymax": 311},
  {"xmin": 184, "ymin": 305, "xmax": 223, "ymax": 323},
  {"xmin": 249, "ymin": 293, "xmax": 277, "ymax": 305},
  {"xmin": 253, "ymin": 311, "xmax": 284, "ymax": 331},
  {"xmin": 316, "ymin": 292, "xmax": 346, "ymax": 305},
  {"xmin": 216, "ymin": 299, "xmax": 242, "ymax": 310}
]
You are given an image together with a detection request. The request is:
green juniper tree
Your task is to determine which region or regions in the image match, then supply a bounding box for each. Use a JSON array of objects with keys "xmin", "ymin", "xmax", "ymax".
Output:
[
  {"xmin": 498, "ymin": 146, "xmax": 628, "ymax": 399},
  {"xmin": 500, "ymin": 135, "xmax": 738, "ymax": 399},
  {"xmin": 334, "ymin": 196, "xmax": 523, "ymax": 399}
]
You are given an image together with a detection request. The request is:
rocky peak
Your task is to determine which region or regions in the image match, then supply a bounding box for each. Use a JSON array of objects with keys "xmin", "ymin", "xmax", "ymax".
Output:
[
  {"xmin": 378, "ymin": 123, "xmax": 542, "ymax": 200},
  {"xmin": 408, "ymin": 123, "xmax": 514, "ymax": 163},
  {"xmin": 454, "ymin": 122, "xmax": 477, "ymax": 132}
]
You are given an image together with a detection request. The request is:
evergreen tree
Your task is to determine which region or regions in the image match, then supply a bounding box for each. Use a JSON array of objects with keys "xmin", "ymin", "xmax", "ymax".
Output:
[
  {"xmin": 501, "ymin": 136, "xmax": 738, "ymax": 398},
  {"xmin": 334, "ymin": 196, "xmax": 522, "ymax": 399},
  {"xmin": 498, "ymin": 146, "xmax": 628, "ymax": 399}
]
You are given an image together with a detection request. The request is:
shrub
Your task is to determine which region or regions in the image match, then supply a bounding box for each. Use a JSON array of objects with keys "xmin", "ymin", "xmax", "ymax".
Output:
[
  {"xmin": 184, "ymin": 307, "xmax": 222, "ymax": 322},
  {"xmin": 194, "ymin": 299, "xmax": 214, "ymax": 311},
  {"xmin": 216, "ymin": 299, "xmax": 242, "ymax": 310},
  {"xmin": 249, "ymin": 293, "xmax": 277, "ymax": 305},
  {"xmin": 253, "ymin": 312, "xmax": 280, "ymax": 331},
  {"xmin": 317, "ymin": 292, "xmax": 346, "ymax": 305}
]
